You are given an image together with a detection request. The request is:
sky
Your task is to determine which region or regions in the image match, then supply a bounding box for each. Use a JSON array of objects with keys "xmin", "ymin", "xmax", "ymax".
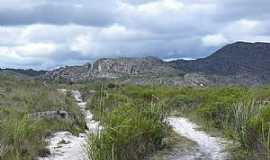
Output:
[{"xmin": 0, "ymin": 0, "xmax": 269, "ymax": 70}]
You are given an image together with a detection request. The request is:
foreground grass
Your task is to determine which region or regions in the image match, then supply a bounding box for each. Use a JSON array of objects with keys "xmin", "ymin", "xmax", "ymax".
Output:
[
  {"xmin": 2, "ymin": 75, "xmax": 269, "ymax": 160},
  {"xmin": 81, "ymin": 83, "xmax": 270, "ymax": 160},
  {"xmin": 170, "ymin": 87, "xmax": 270, "ymax": 159},
  {"xmin": 82, "ymin": 84, "xmax": 169, "ymax": 160},
  {"xmin": 0, "ymin": 76, "xmax": 85, "ymax": 160}
]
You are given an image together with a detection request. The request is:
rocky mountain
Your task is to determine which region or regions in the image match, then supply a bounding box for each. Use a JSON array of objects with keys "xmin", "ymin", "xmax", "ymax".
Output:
[
  {"xmin": 44, "ymin": 65, "xmax": 91, "ymax": 82},
  {"xmin": 45, "ymin": 57, "xmax": 182, "ymax": 82},
  {"xmin": 169, "ymin": 42, "xmax": 270, "ymax": 81},
  {"xmin": 44, "ymin": 42, "xmax": 270, "ymax": 86},
  {"xmin": 92, "ymin": 57, "xmax": 180, "ymax": 78}
]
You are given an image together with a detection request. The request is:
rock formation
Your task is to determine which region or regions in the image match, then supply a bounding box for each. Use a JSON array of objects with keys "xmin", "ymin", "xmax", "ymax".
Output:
[{"xmin": 41, "ymin": 42, "xmax": 270, "ymax": 86}]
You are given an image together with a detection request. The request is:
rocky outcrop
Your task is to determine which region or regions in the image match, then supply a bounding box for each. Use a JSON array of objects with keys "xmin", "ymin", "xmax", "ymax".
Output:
[
  {"xmin": 45, "ymin": 57, "xmax": 181, "ymax": 82},
  {"xmin": 44, "ymin": 64, "xmax": 92, "ymax": 82},
  {"xmin": 44, "ymin": 42, "xmax": 270, "ymax": 86},
  {"xmin": 92, "ymin": 56, "xmax": 180, "ymax": 78}
]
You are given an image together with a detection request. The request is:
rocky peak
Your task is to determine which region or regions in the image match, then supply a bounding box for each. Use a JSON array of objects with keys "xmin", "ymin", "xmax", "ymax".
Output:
[
  {"xmin": 45, "ymin": 64, "xmax": 91, "ymax": 82},
  {"xmin": 92, "ymin": 57, "xmax": 177, "ymax": 78}
]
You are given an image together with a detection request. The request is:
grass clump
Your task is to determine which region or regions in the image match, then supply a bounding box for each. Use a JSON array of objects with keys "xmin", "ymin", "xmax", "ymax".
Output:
[{"xmin": 84, "ymin": 84, "xmax": 169, "ymax": 160}]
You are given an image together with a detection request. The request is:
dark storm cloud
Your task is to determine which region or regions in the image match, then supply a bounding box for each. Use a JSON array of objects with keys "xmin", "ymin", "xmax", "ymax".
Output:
[
  {"xmin": 0, "ymin": 0, "xmax": 118, "ymax": 26},
  {"xmin": 0, "ymin": 0, "xmax": 270, "ymax": 69}
]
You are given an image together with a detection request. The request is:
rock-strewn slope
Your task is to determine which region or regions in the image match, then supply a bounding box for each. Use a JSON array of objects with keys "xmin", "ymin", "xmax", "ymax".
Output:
[
  {"xmin": 92, "ymin": 56, "xmax": 180, "ymax": 78},
  {"xmin": 45, "ymin": 57, "xmax": 181, "ymax": 82},
  {"xmin": 44, "ymin": 65, "xmax": 92, "ymax": 82},
  {"xmin": 44, "ymin": 42, "xmax": 270, "ymax": 86}
]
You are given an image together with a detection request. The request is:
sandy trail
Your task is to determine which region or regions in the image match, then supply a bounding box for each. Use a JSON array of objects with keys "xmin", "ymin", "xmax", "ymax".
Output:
[
  {"xmin": 40, "ymin": 90, "xmax": 229, "ymax": 160},
  {"xmin": 39, "ymin": 90, "xmax": 99, "ymax": 160},
  {"xmin": 165, "ymin": 117, "xmax": 230, "ymax": 160}
]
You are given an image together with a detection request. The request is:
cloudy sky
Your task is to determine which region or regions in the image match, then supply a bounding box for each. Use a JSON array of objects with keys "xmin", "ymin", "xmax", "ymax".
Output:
[{"xmin": 0, "ymin": 0, "xmax": 269, "ymax": 70}]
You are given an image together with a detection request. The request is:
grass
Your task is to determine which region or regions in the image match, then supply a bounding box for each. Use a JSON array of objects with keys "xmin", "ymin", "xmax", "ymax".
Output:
[
  {"xmin": 0, "ymin": 76, "xmax": 85, "ymax": 160},
  {"xmin": 82, "ymin": 84, "xmax": 169, "ymax": 160},
  {"xmin": 1, "ymin": 75, "xmax": 270, "ymax": 160},
  {"xmin": 81, "ymin": 83, "xmax": 270, "ymax": 159}
]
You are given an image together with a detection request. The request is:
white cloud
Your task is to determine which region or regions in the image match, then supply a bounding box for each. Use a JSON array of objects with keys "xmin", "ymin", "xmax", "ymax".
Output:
[
  {"xmin": 15, "ymin": 42, "xmax": 57, "ymax": 57},
  {"xmin": 202, "ymin": 19, "xmax": 268, "ymax": 46},
  {"xmin": 98, "ymin": 24, "xmax": 155, "ymax": 41},
  {"xmin": 99, "ymin": 24, "xmax": 134, "ymax": 41},
  {"xmin": 223, "ymin": 19, "xmax": 260, "ymax": 36},
  {"xmin": 202, "ymin": 34, "xmax": 228, "ymax": 47},
  {"xmin": 70, "ymin": 34, "xmax": 95, "ymax": 54},
  {"xmin": 136, "ymin": 0, "xmax": 184, "ymax": 15}
]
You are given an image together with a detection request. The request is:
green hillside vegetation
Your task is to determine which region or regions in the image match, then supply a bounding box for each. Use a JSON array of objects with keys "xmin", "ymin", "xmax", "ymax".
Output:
[{"xmin": 0, "ymin": 76, "xmax": 85, "ymax": 160}]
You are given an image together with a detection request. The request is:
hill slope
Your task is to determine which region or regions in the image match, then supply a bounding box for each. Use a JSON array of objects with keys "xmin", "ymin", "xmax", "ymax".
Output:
[
  {"xmin": 169, "ymin": 42, "xmax": 270, "ymax": 79},
  {"xmin": 92, "ymin": 56, "xmax": 180, "ymax": 78},
  {"xmin": 45, "ymin": 57, "xmax": 181, "ymax": 82},
  {"xmin": 44, "ymin": 42, "xmax": 270, "ymax": 85}
]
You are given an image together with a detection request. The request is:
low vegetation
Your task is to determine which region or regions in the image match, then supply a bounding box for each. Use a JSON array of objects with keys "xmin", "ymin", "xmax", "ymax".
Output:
[
  {"xmin": 1, "ymin": 73, "xmax": 270, "ymax": 160},
  {"xmin": 83, "ymin": 84, "xmax": 169, "ymax": 160},
  {"xmin": 171, "ymin": 87, "xmax": 270, "ymax": 159},
  {"xmin": 0, "ymin": 76, "xmax": 85, "ymax": 160},
  {"xmin": 81, "ymin": 83, "xmax": 270, "ymax": 160}
]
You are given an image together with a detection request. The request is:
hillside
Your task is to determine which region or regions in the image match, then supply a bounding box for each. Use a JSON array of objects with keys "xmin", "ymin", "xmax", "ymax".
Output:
[
  {"xmin": 169, "ymin": 42, "xmax": 270, "ymax": 80},
  {"xmin": 92, "ymin": 56, "xmax": 180, "ymax": 78},
  {"xmin": 0, "ymin": 68, "xmax": 46, "ymax": 80},
  {"xmin": 44, "ymin": 42, "xmax": 270, "ymax": 85},
  {"xmin": 45, "ymin": 57, "xmax": 182, "ymax": 82}
]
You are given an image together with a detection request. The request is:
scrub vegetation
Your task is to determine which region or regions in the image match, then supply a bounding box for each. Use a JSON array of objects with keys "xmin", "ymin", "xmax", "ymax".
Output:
[
  {"xmin": 1, "ymin": 73, "xmax": 270, "ymax": 160},
  {"xmin": 81, "ymin": 84, "xmax": 270, "ymax": 160},
  {"xmin": 83, "ymin": 84, "xmax": 169, "ymax": 160},
  {"xmin": 0, "ymin": 75, "xmax": 85, "ymax": 160}
]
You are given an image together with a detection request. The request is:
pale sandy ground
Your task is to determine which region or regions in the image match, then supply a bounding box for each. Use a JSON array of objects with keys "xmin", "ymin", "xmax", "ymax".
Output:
[
  {"xmin": 39, "ymin": 90, "xmax": 99, "ymax": 160},
  {"xmin": 149, "ymin": 117, "xmax": 230, "ymax": 160}
]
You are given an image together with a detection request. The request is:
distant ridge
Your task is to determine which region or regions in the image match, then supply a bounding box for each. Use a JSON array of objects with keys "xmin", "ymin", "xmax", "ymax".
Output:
[
  {"xmin": 169, "ymin": 41, "xmax": 270, "ymax": 79},
  {"xmin": 0, "ymin": 68, "xmax": 46, "ymax": 77},
  {"xmin": 7, "ymin": 41, "xmax": 270, "ymax": 86}
]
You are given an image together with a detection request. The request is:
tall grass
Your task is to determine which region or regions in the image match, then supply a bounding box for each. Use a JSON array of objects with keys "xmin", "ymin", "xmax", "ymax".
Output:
[
  {"xmin": 157, "ymin": 85, "xmax": 270, "ymax": 159},
  {"xmin": 0, "ymin": 77, "xmax": 85, "ymax": 159},
  {"xmin": 84, "ymin": 84, "xmax": 168, "ymax": 160},
  {"xmin": 232, "ymin": 101, "xmax": 259, "ymax": 148},
  {"xmin": 229, "ymin": 101, "xmax": 270, "ymax": 159},
  {"xmin": 88, "ymin": 84, "xmax": 270, "ymax": 159}
]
